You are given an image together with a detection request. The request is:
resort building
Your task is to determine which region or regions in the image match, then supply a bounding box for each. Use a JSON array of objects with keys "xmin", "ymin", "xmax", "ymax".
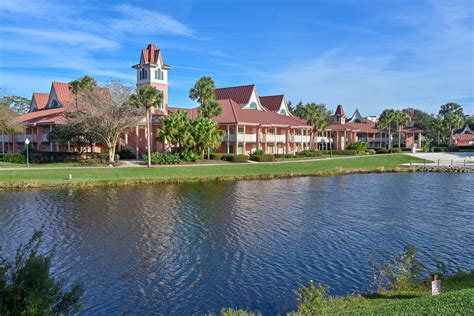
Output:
[
  {"xmin": 2, "ymin": 43, "xmax": 425, "ymax": 156},
  {"xmin": 325, "ymin": 105, "xmax": 423, "ymax": 150},
  {"xmin": 453, "ymin": 125, "xmax": 474, "ymax": 147}
]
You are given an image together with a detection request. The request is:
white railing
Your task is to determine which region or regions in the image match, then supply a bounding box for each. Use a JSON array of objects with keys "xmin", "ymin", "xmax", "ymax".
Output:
[
  {"xmin": 262, "ymin": 134, "xmax": 286, "ymax": 143},
  {"xmin": 0, "ymin": 135, "xmax": 12, "ymax": 142},
  {"xmin": 290, "ymin": 135, "xmax": 311, "ymax": 143},
  {"xmin": 15, "ymin": 134, "xmax": 37, "ymax": 142},
  {"xmin": 224, "ymin": 134, "xmax": 257, "ymax": 142}
]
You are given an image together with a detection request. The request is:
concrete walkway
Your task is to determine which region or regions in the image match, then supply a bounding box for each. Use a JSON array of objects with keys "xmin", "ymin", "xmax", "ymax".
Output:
[{"xmin": 405, "ymin": 152, "xmax": 474, "ymax": 168}]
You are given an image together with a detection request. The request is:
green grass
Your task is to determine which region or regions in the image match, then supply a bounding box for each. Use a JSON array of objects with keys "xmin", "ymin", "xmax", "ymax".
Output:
[
  {"xmin": 0, "ymin": 161, "xmax": 80, "ymax": 168},
  {"xmin": 0, "ymin": 154, "xmax": 423, "ymax": 189},
  {"xmin": 223, "ymin": 271, "xmax": 474, "ymax": 315}
]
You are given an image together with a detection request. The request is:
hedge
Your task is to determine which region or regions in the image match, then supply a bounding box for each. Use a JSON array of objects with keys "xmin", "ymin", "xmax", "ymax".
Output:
[
  {"xmin": 249, "ymin": 154, "xmax": 276, "ymax": 162},
  {"xmin": 391, "ymin": 148, "xmax": 403, "ymax": 153},
  {"xmin": 274, "ymin": 154, "xmax": 297, "ymax": 159},
  {"xmin": 331, "ymin": 150, "xmax": 358, "ymax": 155},
  {"xmin": 79, "ymin": 158, "xmax": 102, "ymax": 166},
  {"xmin": 223, "ymin": 154, "xmax": 249, "ymax": 163},
  {"xmin": 143, "ymin": 152, "xmax": 181, "ymax": 165},
  {"xmin": 376, "ymin": 148, "xmax": 389, "ymax": 154},
  {"xmin": 117, "ymin": 148, "xmax": 135, "ymax": 159},
  {"xmin": 295, "ymin": 149, "xmax": 322, "ymax": 157},
  {"xmin": 28, "ymin": 151, "xmax": 79, "ymax": 163},
  {"xmin": 2, "ymin": 153, "xmax": 26, "ymax": 164}
]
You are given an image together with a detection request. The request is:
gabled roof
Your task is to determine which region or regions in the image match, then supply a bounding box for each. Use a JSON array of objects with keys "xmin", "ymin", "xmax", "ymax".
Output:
[
  {"xmin": 214, "ymin": 85, "xmax": 255, "ymax": 105},
  {"xmin": 327, "ymin": 123, "xmax": 357, "ymax": 132},
  {"xmin": 259, "ymin": 95, "xmax": 284, "ymax": 112},
  {"xmin": 133, "ymin": 43, "xmax": 171, "ymax": 69},
  {"xmin": 348, "ymin": 109, "xmax": 366, "ymax": 123},
  {"xmin": 335, "ymin": 104, "xmax": 345, "ymax": 116},
  {"xmin": 167, "ymin": 107, "xmax": 199, "ymax": 119},
  {"xmin": 50, "ymin": 82, "xmax": 72, "ymax": 106},
  {"xmin": 32, "ymin": 93, "xmax": 49, "ymax": 110}
]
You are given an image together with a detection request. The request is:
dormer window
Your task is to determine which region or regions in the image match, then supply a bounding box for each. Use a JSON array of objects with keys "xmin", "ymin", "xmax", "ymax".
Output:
[
  {"xmin": 51, "ymin": 100, "xmax": 60, "ymax": 108},
  {"xmin": 248, "ymin": 101, "xmax": 258, "ymax": 109},
  {"xmin": 139, "ymin": 68, "xmax": 148, "ymax": 80},
  {"xmin": 279, "ymin": 108, "xmax": 287, "ymax": 115},
  {"xmin": 155, "ymin": 69, "xmax": 164, "ymax": 80}
]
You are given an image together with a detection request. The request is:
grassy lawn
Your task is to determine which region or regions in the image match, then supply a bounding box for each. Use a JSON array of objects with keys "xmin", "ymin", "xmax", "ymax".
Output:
[
  {"xmin": 275, "ymin": 154, "xmax": 346, "ymax": 161},
  {"xmin": 0, "ymin": 154, "xmax": 423, "ymax": 189},
  {"xmin": 0, "ymin": 161, "xmax": 80, "ymax": 168}
]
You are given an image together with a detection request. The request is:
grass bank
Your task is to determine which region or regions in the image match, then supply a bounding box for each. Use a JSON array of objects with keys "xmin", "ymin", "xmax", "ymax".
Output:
[
  {"xmin": 0, "ymin": 154, "xmax": 422, "ymax": 190},
  {"xmin": 222, "ymin": 271, "xmax": 474, "ymax": 315}
]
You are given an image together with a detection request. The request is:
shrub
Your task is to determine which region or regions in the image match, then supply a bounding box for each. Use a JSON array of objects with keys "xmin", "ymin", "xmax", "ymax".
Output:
[
  {"xmin": 274, "ymin": 154, "xmax": 296, "ymax": 159},
  {"xmin": 28, "ymin": 151, "xmax": 79, "ymax": 164},
  {"xmin": 223, "ymin": 154, "xmax": 248, "ymax": 163},
  {"xmin": 331, "ymin": 150, "xmax": 358, "ymax": 155},
  {"xmin": 181, "ymin": 150, "xmax": 202, "ymax": 162},
  {"xmin": 117, "ymin": 148, "xmax": 135, "ymax": 160},
  {"xmin": 346, "ymin": 141, "xmax": 369, "ymax": 153},
  {"xmin": 376, "ymin": 148, "xmax": 389, "ymax": 154},
  {"xmin": 0, "ymin": 153, "xmax": 3, "ymax": 161},
  {"xmin": 249, "ymin": 154, "xmax": 276, "ymax": 162},
  {"xmin": 79, "ymin": 158, "xmax": 102, "ymax": 166},
  {"xmin": 391, "ymin": 148, "xmax": 403, "ymax": 153},
  {"xmin": 143, "ymin": 152, "xmax": 181, "ymax": 165},
  {"xmin": 296, "ymin": 149, "xmax": 322, "ymax": 157},
  {"xmin": 295, "ymin": 280, "xmax": 329, "ymax": 315},
  {"xmin": 0, "ymin": 230, "xmax": 84, "ymax": 315},
  {"xmin": 2, "ymin": 152, "xmax": 26, "ymax": 164},
  {"xmin": 252, "ymin": 149, "xmax": 265, "ymax": 156},
  {"xmin": 401, "ymin": 147, "xmax": 412, "ymax": 152},
  {"xmin": 209, "ymin": 153, "xmax": 225, "ymax": 160}
]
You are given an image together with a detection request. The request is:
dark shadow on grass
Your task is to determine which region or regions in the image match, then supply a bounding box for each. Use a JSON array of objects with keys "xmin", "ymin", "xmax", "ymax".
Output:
[{"xmin": 362, "ymin": 293, "xmax": 421, "ymax": 300}]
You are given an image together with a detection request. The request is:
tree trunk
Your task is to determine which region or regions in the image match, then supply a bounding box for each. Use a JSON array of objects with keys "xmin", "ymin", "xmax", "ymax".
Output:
[
  {"xmin": 398, "ymin": 126, "xmax": 402, "ymax": 148},
  {"xmin": 108, "ymin": 144, "xmax": 116, "ymax": 163},
  {"xmin": 388, "ymin": 127, "xmax": 392, "ymax": 150},
  {"xmin": 146, "ymin": 108, "xmax": 152, "ymax": 168},
  {"xmin": 379, "ymin": 132, "xmax": 382, "ymax": 148},
  {"xmin": 449, "ymin": 128, "xmax": 453, "ymax": 147},
  {"xmin": 207, "ymin": 147, "xmax": 210, "ymax": 160}
]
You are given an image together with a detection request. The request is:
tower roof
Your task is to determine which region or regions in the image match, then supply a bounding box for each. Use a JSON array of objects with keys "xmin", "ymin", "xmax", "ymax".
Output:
[
  {"xmin": 335, "ymin": 104, "xmax": 345, "ymax": 116},
  {"xmin": 259, "ymin": 95, "xmax": 284, "ymax": 112},
  {"xmin": 133, "ymin": 43, "xmax": 171, "ymax": 69}
]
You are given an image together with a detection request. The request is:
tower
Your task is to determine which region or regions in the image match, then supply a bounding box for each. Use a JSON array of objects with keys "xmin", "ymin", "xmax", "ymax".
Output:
[
  {"xmin": 334, "ymin": 104, "xmax": 346, "ymax": 124},
  {"xmin": 132, "ymin": 43, "xmax": 171, "ymax": 115}
]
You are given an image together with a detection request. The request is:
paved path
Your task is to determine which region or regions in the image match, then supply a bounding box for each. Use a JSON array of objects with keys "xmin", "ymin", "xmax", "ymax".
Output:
[{"xmin": 406, "ymin": 152, "xmax": 474, "ymax": 167}]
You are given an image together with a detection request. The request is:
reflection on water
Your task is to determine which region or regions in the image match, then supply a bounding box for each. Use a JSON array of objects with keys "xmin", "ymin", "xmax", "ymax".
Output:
[{"xmin": 1, "ymin": 173, "xmax": 473, "ymax": 314}]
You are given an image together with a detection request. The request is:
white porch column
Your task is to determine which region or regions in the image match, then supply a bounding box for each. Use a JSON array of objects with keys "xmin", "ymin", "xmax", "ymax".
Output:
[
  {"xmin": 226, "ymin": 125, "xmax": 230, "ymax": 153},
  {"xmin": 418, "ymin": 132, "xmax": 422, "ymax": 148},
  {"xmin": 135, "ymin": 126, "xmax": 139, "ymax": 158},
  {"xmin": 236, "ymin": 124, "xmax": 239, "ymax": 154},
  {"xmin": 49, "ymin": 125, "xmax": 53, "ymax": 152}
]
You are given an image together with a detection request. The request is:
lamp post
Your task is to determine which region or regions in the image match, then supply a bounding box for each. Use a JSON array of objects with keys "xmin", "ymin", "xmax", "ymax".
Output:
[{"xmin": 25, "ymin": 138, "xmax": 30, "ymax": 167}]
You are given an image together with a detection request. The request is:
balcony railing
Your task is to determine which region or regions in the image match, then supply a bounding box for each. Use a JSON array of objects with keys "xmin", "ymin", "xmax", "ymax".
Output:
[
  {"xmin": 15, "ymin": 134, "xmax": 37, "ymax": 142},
  {"xmin": 0, "ymin": 135, "xmax": 12, "ymax": 142},
  {"xmin": 290, "ymin": 135, "xmax": 311, "ymax": 143},
  {"xmin": 262, "ymin": 134, "xmax": 286, "ymax": 143}
]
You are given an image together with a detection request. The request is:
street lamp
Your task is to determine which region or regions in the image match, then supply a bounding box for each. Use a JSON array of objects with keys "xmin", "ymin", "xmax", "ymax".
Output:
[{"xmin": 24, "ymin": 138, "xmax": 30, "ymax": 167}]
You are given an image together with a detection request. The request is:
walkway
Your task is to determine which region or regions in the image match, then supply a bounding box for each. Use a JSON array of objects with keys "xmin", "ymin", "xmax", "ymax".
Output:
[{"xmin": 406, "ymin": 152, "xmax": 474, "ymax": 168}]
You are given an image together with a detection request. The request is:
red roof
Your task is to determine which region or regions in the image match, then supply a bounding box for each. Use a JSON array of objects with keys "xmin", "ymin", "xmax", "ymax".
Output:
[
  {"xmin": 214, "ymin": 85, "xmax": 255, "ymax": 105},
  {"xmin": 454, "ymin": 134, "xmax": 474, "ymax": 141},
  {"xmin": 335, "ymin": 104, "xmax": 345, "ymax": 116},
  {"xmin": 142, "ymin": 43, "xmax": 159, "ymax": 64},
  {"xmin": 327, "ymin": 124, "xmax": 356, "ymax": 132},
  {"xmin": 259, "ymin": 95, "xmax": 284, "ymax": 112},
  {"xmin": 18, "ymin": 108, "xmax": 67, "ymax": 126},
  {"xmin": 32, "ymin": 93, "xmax": 49, "ymax": 110},
  {"xmin": 167, "ymin": 100, "xmax": 311, "ymax": 128},
  {"xmin": 51, "ymin": 82, "xmax": 72, "ymax": 105},
  {"xmin": 345, "ymin": 122, "xmax": 379, "ymax": 133}
]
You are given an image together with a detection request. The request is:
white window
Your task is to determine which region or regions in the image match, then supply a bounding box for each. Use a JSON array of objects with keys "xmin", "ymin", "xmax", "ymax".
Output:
[
  {"xmin": 157, "ymin": 89, "xmax": 164, "ymax": 109},
  {"xmin": 139, "ymin": 68, "xmax": 147, "ymax": 80},
  {"xmin": 155, "ymin": 69, "xmax": 164, "ymax": 80},
  {"xmin": 248, "ymin": 101, "xmax": 257, "ymax": 109}
]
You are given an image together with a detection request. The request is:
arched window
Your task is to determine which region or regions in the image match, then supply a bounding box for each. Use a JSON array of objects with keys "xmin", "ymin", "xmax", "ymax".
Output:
[{"xmin": 248, "ymin": 101, "xmax": 257, "ymax": 109}]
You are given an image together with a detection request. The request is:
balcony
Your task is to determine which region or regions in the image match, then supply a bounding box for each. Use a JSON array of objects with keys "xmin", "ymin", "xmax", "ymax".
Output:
[
  {"xmin": 15, "ymin": 134, "xmax": 37, "ymax": 143},
  {"xmin": 0, "ymin": 135, "xmax": 12, "ymax": 142},
  {"xmin": 262, "ymin": 134, "xmax": 286, "ymax": 143},
  {"xmin": 224, "ymin": 134, "xmax": 257, "ymax": 143},
  {"xmin": 290, "ymin": 135, "xmax": 311, "ymax": 143}
]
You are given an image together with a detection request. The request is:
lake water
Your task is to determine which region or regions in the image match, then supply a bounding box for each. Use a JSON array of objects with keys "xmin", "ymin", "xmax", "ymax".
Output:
[{"xmin": 1, "ymin": 173, "xmax": 473, "ymax": 315}]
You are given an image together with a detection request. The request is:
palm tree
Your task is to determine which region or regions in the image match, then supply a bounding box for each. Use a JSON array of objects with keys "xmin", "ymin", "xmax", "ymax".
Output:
[
  {"xmin": 157, "ymin": 110, "xmax": 194, "ymax": 154},
  {"xmin": 300, "ymin": 103, "xmax": 330, "ymax": 149},
  {"xmin": 189, "ymin": 76, "xmax": 215, "ymax": 106},
  {"xmin": 377, "ymin": 109, "xmax": 396, "ymax": 150},
  {"xmin": 69, "ymin": 76, "xmax": 97, "ymax": 106},
  {"xmin": 198, "ymin": 100, "xmax": 222, "ymax": 119},
  {"xmin": 192, "ymin": 117, "xmax": 223, "ymax": 159},
  {"xmin": 129, "ymin": 85, "xmax": 163, "ymax": 168},
  {"xmin": 439, "ymin": 103, "xmax": 464, "ymax": 147},
  {"xmin": 394, "ymin": 110, "xmax": 411, "ymax": 148}
]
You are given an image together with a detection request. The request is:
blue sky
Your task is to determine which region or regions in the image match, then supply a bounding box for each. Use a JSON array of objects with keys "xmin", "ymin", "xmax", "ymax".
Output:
[{"xmin": 0, "ymin": 0, "xmax": 473, "ymax": 115}]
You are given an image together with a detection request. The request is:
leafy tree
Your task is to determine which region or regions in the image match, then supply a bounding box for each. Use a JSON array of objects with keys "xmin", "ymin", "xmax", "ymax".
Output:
[
  {"xmin": 189, "ymin": 76, "xmax": 222, "ymax": 119},
  {"xmin": 189, "ymin": 76, "xmax": 216, "ymax": 106},
  {"xmin": 298, "ymin": 103, "xmax": 331, "ymax": 148},
  {"xmin": 192, "ymin": 116, "xmax": 223, "ymax": 159},
  {"xmin": 438, "ymin": 103, "xmax": 464, "ymax": 146},
  {"xmin": 394, "ymin": 110, "xmax": 411, "ymax": 148},
  {"xmin": 69, "ymin": 75, "xmax": 97, "ymax": 107},
  {"xmin": 465, "ymin": 115, "xmax": 474, "ymax": 130},
  {"xmin": 68, "ymin": 81, "xmax": 144, "ymax": 162},
  {"xmin": 47, "ymin": 122, "xmax": 99, "ymax": 154},
  {"xmin": 0, "ymin": 91, "xmax": 24, "ymax": 153},
  {"xmin": 129, "ymin": 85, "xmax": 163, "ymax": 167},
  {"xmin": 0, "ymin": 95, "xmax": 31, "ymax": 114},
  {"xmin": 198, "ymin": 100, "xmax": 222, "ymax": 119},
  {"xmin": 377, "ymin": 109, "xmax": 396, "ymax": 149},
  {"xmin": 293, "ymin": 101, "xmax": 305, "ymax": 118},
  {"xmin": 157, "ymin": 110, "xmax": 195, "ymax": 154},
  {"xmin": 0, "ymin": 230, "xmax": 84, "ymax": 314}
]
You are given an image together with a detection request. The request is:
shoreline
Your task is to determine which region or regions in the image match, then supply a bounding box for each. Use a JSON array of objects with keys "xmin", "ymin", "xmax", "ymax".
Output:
[{"xmin": 1, "ymin": 154, "xmax": 467, "ymax": 191}]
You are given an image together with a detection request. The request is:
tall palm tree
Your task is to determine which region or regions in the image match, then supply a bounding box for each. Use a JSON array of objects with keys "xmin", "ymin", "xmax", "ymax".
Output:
[
  {"xmin": 377, "ymin": 109, "xmax": 396, "ymax": 150},
  {"xmin": 189, "ymin": 76, "xmax": 215, "ymax": 106},
  {"xmin": 192, "ymin": 117, "xmax": 223, "ymax": 159},
  {"xmin": 300, "ymin": 103, "xmax": 330, "ymax": 149},
  {"xmin": 394, "ymin": 110, "xmax": 411, "ymax": 148},
  {"xmin": 198, "ymin": 100, "xmax": 222, "ymax": 119},
  {"xmin": 129, "ymin": 85, "xmax": 163, "ymax": 167},
  {"xmin": 439, "ymin": 103, "xmax": 464, "ymax": 147},
  {"xmin": 69, "ymin": 76, "xmax": 97, "ymax": 106}
]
